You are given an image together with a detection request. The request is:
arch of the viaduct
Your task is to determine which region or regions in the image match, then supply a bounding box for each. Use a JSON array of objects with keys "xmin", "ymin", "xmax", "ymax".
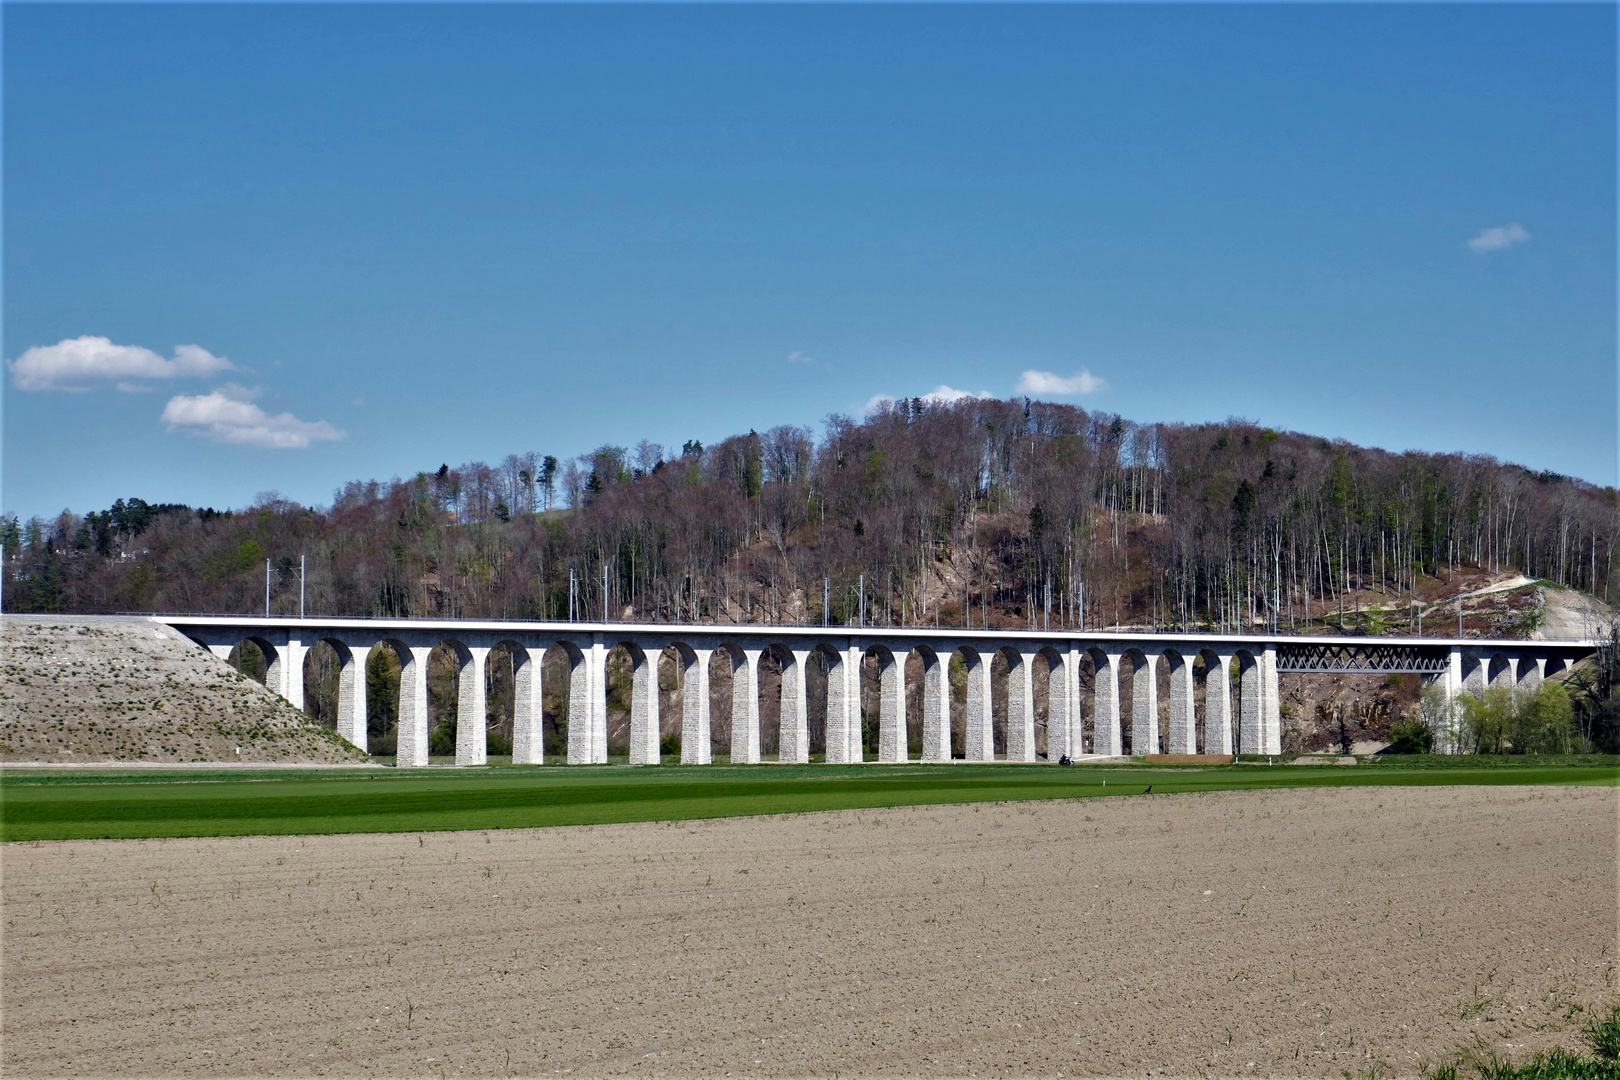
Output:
[{"xmin": 174, "ymin": 617, "xmax": 1591, "ymax": 767}]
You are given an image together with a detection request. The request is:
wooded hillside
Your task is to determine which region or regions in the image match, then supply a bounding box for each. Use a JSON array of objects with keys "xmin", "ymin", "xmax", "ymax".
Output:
[{"xmin": 5, "ymin": 399, "xmax": 1616, "ymax": 635}]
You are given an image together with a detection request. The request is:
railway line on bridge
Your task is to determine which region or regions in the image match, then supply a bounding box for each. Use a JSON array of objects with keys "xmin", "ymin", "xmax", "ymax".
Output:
[{"xmin": 157, "ymin": 616, "xmax": 1595, "ymax": 768}]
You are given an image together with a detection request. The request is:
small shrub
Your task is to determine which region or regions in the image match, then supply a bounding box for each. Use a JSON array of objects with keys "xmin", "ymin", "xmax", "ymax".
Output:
[
  {"xmin": 428, "ymin": 725, "xmax": 456, "ymax": 757},
  {"xmin": 1459, "ymin": 684, "xmax": 1582, "ymax": 755},
  {"xmin": 1388, "ymin": 717, "xmax": 1435, "ymax": 754},
  {"xmin": 486, "ymin": 730, "xmax": 513, "ymax": 756},
  {"xmin": 660, "ymin": 733, "xmax": 680, "ymax": 756},
  {"xmin": 1587, "ymin": 1004, "xmax": 1620, "ymax": 1062}
]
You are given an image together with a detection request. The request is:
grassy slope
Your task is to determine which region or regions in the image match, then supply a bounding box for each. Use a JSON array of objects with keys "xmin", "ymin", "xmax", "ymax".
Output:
[{"xmin": 2, "ymin": 758, "xmax": 1615, "ymax": 842}]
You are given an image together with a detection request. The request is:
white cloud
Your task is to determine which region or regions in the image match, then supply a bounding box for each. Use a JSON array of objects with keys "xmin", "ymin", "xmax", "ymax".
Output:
[
  {"xmin": 1467, "ymin": 223, "xmax": 1530, "ymax": 253},
  {"xmin": 922, "ymin": 384, "xmax": 994, "ymax": 405},
  {"xmin": 1016, "ymin": 368, "xmax": 1106, "ymax": 396},
  {"xmin": 865, "ymin": 384, "xmax": 994, "ymax": 415},
  {"xmin": 161, "ymin": 386, "xmax": 343, "ymax": 449},
  {"xmin": 8, "ymin": 335, "xmax": 234, "ymax": 391},
  {"xmin": 787, "ymin": 350, "xmax": 814, "ymax": 364}
]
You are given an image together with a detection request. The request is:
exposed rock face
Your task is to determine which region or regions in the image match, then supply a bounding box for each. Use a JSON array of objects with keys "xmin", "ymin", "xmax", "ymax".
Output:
[
  {"xmin": 0, "ymin": 615, "xmax": 370, "ymax": 764},
  {"xmin": 1537, "ymin": 582, "xmax": 1616, "ymax": 641},
  {"xmin": 1273, "ymin": 581, "xmax": 1616, "ymax": 754}
]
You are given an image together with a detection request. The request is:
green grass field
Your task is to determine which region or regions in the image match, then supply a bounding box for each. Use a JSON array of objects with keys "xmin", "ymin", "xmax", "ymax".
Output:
[{"xmin": 2, "ymin": 756, "xmax": 1615, "ymax": 842}]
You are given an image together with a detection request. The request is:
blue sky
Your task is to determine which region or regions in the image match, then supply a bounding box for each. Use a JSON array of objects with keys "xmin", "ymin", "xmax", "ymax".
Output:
[{"xmin": 4, "ymin": 3, "xmax": 1616, "ymax": 520}]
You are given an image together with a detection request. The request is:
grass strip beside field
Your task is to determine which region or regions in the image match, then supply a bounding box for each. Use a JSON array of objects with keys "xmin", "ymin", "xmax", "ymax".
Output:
[{"xmin": 3, "ymin": 760, "xmax": 1615, "ymax": 842}]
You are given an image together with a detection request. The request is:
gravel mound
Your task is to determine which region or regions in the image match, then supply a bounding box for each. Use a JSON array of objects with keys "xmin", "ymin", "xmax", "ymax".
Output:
[{"xmin": 0, "ymin": 614, "xmax": 369, "ymax": 764}]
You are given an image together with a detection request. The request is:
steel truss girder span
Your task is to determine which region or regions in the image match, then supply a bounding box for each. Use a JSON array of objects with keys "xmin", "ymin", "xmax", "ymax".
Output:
[{"xmin": 1276, "ymin": 643, "xmax": 1449, "ymax": 674}]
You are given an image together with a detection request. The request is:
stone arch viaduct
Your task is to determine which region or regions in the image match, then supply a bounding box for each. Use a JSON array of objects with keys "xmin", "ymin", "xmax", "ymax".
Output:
[{"xmin": 159, "ymin": 616, "xmax": 1594, "ymax": 767}]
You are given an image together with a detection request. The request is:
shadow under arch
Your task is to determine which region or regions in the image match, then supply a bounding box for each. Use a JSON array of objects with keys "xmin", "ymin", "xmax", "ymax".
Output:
[
  {"xmin": 606, "ymin": 639, "xmax": 659, "ymax": 764},
  {"xmin": 228, "ymin": 636, "xmax": 281, "ymax": 689},
  {"xmin": 1488, "ymin": 653, "xmax": 1515, "ymax": 691},
  {"xmin": 1119, "ymin": 648, "xmax": 1154, "ymax": 756},
  {"xmin": 906, "ymin": 644, "xmax": 949, "ymax": 761},
  {"xmin": 363, "ymin": 638, "xmax": 419, "ymax": 765},
  {"xmin": 427, "ymin": 638, "xmax": 478, "ymax": 764},
  {"xmin": 990, "ymin": 645, "xmax": 1032, "ymax": 761},
  {"xmin": 710, "ymin": 642, "xmax": 751, "ymax": 762},
  {"xmin": 542, "ymin": 640, "xmax": 592, "ymax": 763},
  {"xmin": 756, "ymin": 642, "xmax": 805, "ymax": 763},
  {"xmin": 804, "ymin": 643, "xmax": 846, "ymax": 760},
  {"xmin": 301, "ymin": 637, "xmax": 354, "ymax": 736},
  {"xmin": 657, "ymin": 642, "xmax": 709, "ymax": 764},
  {"xmin": 947, "ymin": 645, "xmax": 989, "ymax": 761},
  {"xmin": 1032, "ymin": 646, "xmax": 1067, "ymax": 760},
  {"xmin": 486, "ymin": 639, "xmax": 540, "ymax": 762}
]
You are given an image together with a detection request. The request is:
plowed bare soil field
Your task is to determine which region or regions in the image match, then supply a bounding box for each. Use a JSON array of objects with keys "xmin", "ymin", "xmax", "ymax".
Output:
[{"xmin": 4, "ymin": 785, "xmax": 1615, "ymax": 1077}]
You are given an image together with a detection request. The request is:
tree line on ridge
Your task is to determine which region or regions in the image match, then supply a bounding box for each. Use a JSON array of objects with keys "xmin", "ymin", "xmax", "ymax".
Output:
[{"xmin": 3, "ymin": 398, "xmax": 1615, "ymax": 638}]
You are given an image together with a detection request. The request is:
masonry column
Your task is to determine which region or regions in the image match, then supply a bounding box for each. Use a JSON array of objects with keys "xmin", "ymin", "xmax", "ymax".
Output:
[
  {"xmin": 920, "ymin": 649, "xmax": 951, "ymax": 762},
  {"xmin": 1092, "ymin": 650, "xmax": 1123, "ymax": 756},
  {"xmin": 783, "ymin": 648, "xmax": 812, "ymax": 764},
  {"xmin": 1006, "ymin": 650, "xmax": 1037, "ymax": 762},
  {"xmin": 829, "ymin": 641, "xmax": 862, "ymax": 763},
  {"xmin": 1520, "ymin": 656, "xmax": 1545, "ymax": 691},
  {"xmin": 684, "ymin": 648, "xmax": 713, "ymax": 765},
  {"xmin": 732, "ymin": 647, "xmax": 763, "ymax": 764},
  {"xmin": 821, "ymin": 647, "xmax": 848, "ymax": 763},
  {"xmin": 590, "ymin": 636, "xmax": 608, "ymax": 764},
  {"xmin": 456, "ymin": 645, "xmax": 490, "ymax": 767},
  {"xmin": 1439, "ymin": 647, "xmax": 1463, "ymax": 754},
  {"xmin": 512, "ymin": 644, "xmax": 544, "ymax": 765},
  {"xmin": 628, "ymin": 646, "xmax": 661, "ymax": 765},
  {"xmin": 876, "ymin": 649, "xmax": 906, "ymax": 763},
  {"xmin": 339, "ymin": 642, "xmax": 369, "ymax": 753},
  {"xmin": 1045, "ymin": 650, "xmax": 1070, "ymax": 760},
  {"xmin": 1237, "ymin": 665, "xmax": 1262, "ymax": 755},
  {"xmin": 1131, "ymin": 653, "xmax": 1159, "ymax": 756},
  {"xmin": 398, "ymin": 644, "xmax": 433, "ymax": 768},
  {"xmin": 257, "ymin": 641, "xmax": 288, "ymax": 704},
  {"xmin": 1168, "ymin": 654, "xmax": 1196, "ymax": 754},
  {"xmin": 282, "ymin": 633, "xmax": 306, "ymax": 712},
  {"xmin": 1063, "ymin": 645, "xmax": 1083, "ymax": 757},
  {"xmin": 965, "ymin": 651, "xmax": 993, "ymax": 761},
  {"xmin": 1458, "ymin": 650, "xmax": 1470, "ymax": 751},
  {"xmin": 1206, "ymin": 653, "xmax": 1234, "ymax": 756},
  {"xmin": 1261, "ymin": 645, "xmax": 1282, "ymax": 755},
  {"xmin": 567, "ymin": 646, "xmax": 593, "ymax": 765},
  {"xmin": 1463, "ymin": 653, "xmax": 1486, "ymax": 697},
  {"xmin": 849, "ymin": 641, "xmax": 867, "ymax": 762}
]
